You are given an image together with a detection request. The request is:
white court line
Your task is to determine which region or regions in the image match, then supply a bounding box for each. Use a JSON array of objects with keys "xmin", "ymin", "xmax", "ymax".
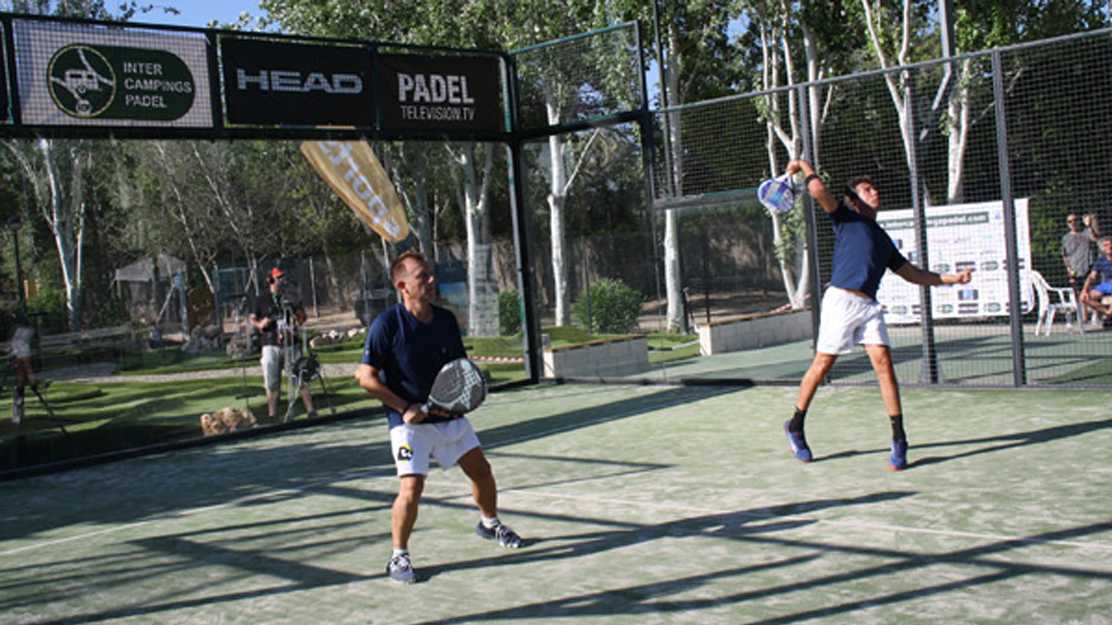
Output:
[{"xmin": 500, "ymin": 488, "xmax": 1112, "ymax": 554}]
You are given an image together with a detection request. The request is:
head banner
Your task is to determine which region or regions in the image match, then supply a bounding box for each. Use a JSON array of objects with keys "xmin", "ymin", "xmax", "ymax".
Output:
[
  {"xmin": 219, "ymin": 36, "xmax": 373, "ymax": 128},
  {"xmin": 13, "ymin": 19, "xmax": 212, "ymax": 127}
]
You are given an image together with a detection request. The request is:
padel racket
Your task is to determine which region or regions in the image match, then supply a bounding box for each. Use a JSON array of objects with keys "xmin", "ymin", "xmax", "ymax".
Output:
[
  {"xmin": 757, "ymin": 174, "xmax": 798, "ymax": 215},
  {"xmin": 423, "ymin": 358, "xmax": 487, "ymax": 415}
]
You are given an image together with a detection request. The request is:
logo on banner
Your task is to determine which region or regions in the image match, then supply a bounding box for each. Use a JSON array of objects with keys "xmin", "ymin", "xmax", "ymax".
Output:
[
  {"xmin": 220, "ymin": 37, "xmax": 373, "ymax": 128},
  {"xmin": 46, "ymin": 43, "xmax": 195, "ymax": 121},
  {"xmin": 48, "ymin": 45, "xmax": 115, "ymax": 117},
  {"xmin": 378, "ymin": 54, "xmax": 502, "ymax": 133},
  {"xmin": 397, "ymin": 73, "xmax": 476, "ymax": 121},
  {"xmin": 235, "ymin": 69, "xmax": 364, "ymax": 95}
]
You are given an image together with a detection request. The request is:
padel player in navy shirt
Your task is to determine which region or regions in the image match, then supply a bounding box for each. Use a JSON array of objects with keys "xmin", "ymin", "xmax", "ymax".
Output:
[
  {"xmin": 355, "ymin": 251, "xmax": 523, "ymax": 584},
  {"xmin": 782, "ymin": 160, "xmax": 973, "ymax": 471}
]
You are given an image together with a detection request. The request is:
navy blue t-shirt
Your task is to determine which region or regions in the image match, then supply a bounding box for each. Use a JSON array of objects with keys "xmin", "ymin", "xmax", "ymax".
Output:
[
  {"xmin": 828, "ymin": 200, "xmax": 908, "ymax": 299},
  {"xmin": 362, "ymin": 303, "xmax": 467, "ymax": 428}
]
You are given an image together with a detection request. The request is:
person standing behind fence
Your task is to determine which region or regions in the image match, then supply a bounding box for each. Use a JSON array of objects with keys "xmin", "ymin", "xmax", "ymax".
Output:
[
  {"xmin": 780, "ymin": 160, "xmax": 973, "ymax": 471},
  {"xmin": 250, "ymin": 267, "xmax": 316, "ymax": 421},
  {"xmin": 7, "ymin": 312, "xmax": 37, "ymax": 426},
  {"xmin": 1062, "ymin": 212, "xmax": 1100, "ymax": 292}
]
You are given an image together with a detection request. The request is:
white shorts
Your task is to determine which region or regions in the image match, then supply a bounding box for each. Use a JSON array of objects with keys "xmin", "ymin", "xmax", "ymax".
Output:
[
  {"xmin": 815, "ymin": 287, "xmax": 891, "ymax": 355},
  {"xmin": 390, "ymin": 418, "xmax": 481, "ymax": 476},
  {"xmin": 260, "ymin": 345, "xmax": 303, "ymax": 391}
]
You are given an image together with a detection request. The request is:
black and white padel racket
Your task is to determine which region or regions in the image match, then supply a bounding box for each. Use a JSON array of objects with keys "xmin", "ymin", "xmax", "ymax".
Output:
[{"xmin": 423, "ymin": 358, "xmax": 487, "ymax": 415}]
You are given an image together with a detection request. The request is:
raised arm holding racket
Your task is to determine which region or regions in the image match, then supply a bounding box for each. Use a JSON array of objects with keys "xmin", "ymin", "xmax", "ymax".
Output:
[{"xmin": 354, "ymin": 250, "xmax": 523, "ymax": 584}]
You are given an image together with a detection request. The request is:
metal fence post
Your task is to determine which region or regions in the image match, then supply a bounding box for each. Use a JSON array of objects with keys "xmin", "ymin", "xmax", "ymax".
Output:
[
  {"xmin": 905, "ymin": 79, "xmax": 940, "ymax": 384},
  {"xmin": 797, "ymin": 84, "xmax": 824, "ymax": 350},
  {"xmin": 992, "ymin": 50, "xmax": 1027, "ymax": 387}
]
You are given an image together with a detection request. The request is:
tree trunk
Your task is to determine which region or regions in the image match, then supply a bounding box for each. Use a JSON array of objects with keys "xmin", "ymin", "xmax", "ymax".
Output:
[
  {"xmin": 453, "ymin": 143, "xmax": 499, "ymax": 337},
  {"xmin": 663, "ymin": 30, "xmax": 685, "ymax": 331}
]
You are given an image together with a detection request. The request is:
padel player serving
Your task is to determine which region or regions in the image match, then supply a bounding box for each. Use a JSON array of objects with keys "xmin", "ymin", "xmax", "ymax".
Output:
[
  {"xmin": 782, "ymin": 160, "xmax": 973, "ymax": 471},
  {"xmin": 355, "ymin": 250, "xmax": 523, "ymax": 584}
]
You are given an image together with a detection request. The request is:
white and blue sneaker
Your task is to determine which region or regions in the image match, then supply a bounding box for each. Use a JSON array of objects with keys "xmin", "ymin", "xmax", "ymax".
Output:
[
  {"xmin": 784, "ymin": 421, "xmax": 813, "ymax": 463},
  {"xmin": 476, "ymin": 521, "xmax": 523, "ymax": 548},
  {"xmin": 888, "ymin": 439, "xmax": 909, "ymax": 471},
  {"xmin": 386, "ymin": 553, "xmax": 416, "ymax": 584}
]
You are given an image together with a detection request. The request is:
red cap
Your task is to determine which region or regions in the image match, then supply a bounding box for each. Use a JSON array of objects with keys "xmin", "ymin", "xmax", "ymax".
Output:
[{"xmin": 269, "ymin": 267, "xmax": 285, "ymax": 279}]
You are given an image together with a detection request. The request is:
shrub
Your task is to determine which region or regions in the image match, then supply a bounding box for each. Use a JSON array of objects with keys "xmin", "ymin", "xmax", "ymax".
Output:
[
  {"xmin": 498, "ymin": 289, "xmax": 522, "ymax": 336},
  {"xmin": 573, "ymin": 278, "xmax": 643, "ymax": 334}
]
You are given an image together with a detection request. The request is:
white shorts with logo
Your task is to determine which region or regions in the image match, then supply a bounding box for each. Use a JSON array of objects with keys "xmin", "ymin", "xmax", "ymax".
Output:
[
  {"xmin": 816, "ymin": 287, "xmax": 891, "ymax": 355},
  {"xmin": 390, "ymin": 417, "xmax": 481, "ymax": 476}
]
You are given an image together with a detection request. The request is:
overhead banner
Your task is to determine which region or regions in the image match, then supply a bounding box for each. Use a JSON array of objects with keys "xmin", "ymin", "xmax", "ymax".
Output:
[
  {"xmin": 377, "ymin": 53, "xmax": 503, "ymax": 133},
  {"xmin": 876, "ymin": 199, "xmax": 1033, "ymax": 324},
  {"xmin": 219, "ymin": 36, "xmax": 373, "ymax": 128},
  {"xmin": 299, "ymin": 140, "xmax": 409, "ymax": 243},
  {"xmin": 12, "ymin": 19, "xmax": 213, "ymax": 127}
]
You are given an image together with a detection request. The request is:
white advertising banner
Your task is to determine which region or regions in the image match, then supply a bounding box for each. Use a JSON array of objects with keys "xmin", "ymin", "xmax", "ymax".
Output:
[
  {"xmin": 875, "ymin": 199, "xmax": 1033, "ymax": 325},
  {"xmin": 13, "ymin": 19, "xmax": 213, "ymax": 127}
]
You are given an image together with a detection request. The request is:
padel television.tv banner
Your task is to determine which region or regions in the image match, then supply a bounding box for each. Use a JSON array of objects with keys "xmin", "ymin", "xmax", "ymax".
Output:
[
  {"xmin": 12, "ymin": 19, "xmax": 213, "ymax": 127},
  {"xmin": 377, "ymin": 53, "xmax": 503, "ymax": 133},
  {"xmin": 219, "ymin": 36, "xmax": 373, "ymax": 128}
]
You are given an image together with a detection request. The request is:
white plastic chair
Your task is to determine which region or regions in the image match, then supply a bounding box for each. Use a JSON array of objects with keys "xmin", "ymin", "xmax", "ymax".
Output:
[{"xmin": 1029, "ymin": 270, "xmax": 1084, "ymax": 335}]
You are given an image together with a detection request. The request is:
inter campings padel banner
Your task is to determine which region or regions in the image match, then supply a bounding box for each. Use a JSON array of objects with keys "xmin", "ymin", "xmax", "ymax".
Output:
[
  {"xmin": 12, "ymin": 19, "xmax": 213, "ymax": 127},
  {"xmin": 300, "ymin": 140, "xmax": 409, "ymax": 243},
  {"xmin": 377, "ymin": 53, "xmax": 503, "ymax": 133},
  {"xmin": 219, "ymin": 36, "xmax": 373, "ymax": 128}
]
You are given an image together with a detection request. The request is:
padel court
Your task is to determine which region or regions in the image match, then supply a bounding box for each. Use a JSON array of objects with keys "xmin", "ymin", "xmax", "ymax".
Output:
[{"xmin": 3, "ymin": 382, "xmax": 1110, "ymax": 625}]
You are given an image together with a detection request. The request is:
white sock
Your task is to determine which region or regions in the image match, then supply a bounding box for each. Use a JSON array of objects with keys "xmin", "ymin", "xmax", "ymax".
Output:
[
  {"xmin": 392, "ymin": 548, "xmax": 408, "ymax": 558},
  {"xmin": 481, "ymin": 516, "xmax": 500, "ymax": 529}
]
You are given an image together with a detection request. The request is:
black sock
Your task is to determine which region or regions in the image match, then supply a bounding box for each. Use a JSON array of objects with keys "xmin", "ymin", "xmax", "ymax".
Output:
[
  {"xmin": 788, "ymin": 408, "xmax": 806, "ymax": 432},
  {"xmin": 889, "ymin": 414, "xmax": 906, "ymax": 442}
]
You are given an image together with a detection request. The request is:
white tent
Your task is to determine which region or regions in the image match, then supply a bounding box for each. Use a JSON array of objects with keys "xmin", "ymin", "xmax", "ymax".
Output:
[
  {"xmin": 113, "ymin": 254, "xmax": 189, "ymax": 331},
  {"xmin": 113, "ymin": 254, "xmax": 187, "ymax": 285}
]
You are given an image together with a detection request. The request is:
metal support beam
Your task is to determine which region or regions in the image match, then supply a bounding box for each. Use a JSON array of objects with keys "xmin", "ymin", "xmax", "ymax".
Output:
[{"xmin": 992, "ymin": 50, "xmax": 1027, "ymax": 387}]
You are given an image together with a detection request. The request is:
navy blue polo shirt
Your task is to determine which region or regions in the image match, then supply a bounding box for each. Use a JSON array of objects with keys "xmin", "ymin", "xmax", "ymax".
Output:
[
  {"xmin": 828, "ymin": 200, "xmax": 908, "ymax": 299},
  {"xmin": 362, "ymin": 303, "xmax": 467, "ymax": 428}
]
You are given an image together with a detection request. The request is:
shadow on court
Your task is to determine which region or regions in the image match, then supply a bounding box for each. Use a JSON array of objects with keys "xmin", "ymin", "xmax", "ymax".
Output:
[
  {"xmin": 805, "ymin": 416, "xmax": 1112, "ymax": 469},
  {"xmin": 0, "ymin": 384, "xmax": 733, "ymax": 544},
  {"xmin": 1, "ymin": 492, "xmax": 913, "ymax": 624},
  {"xmin": 406, "ymin": 518, "xmax": 1112, "ymax": 625}
]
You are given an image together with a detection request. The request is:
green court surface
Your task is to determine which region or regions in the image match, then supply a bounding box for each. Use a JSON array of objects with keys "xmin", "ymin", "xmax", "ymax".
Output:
[{"xmin": 2, "ymin": 383, "xmax": 1110, "ymax": 625}]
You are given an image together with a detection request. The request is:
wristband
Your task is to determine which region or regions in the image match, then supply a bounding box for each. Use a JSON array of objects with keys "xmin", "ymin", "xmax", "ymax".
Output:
[{"xmin": 803, "ymin": 173, "xmax": 820, "ymax": 186}]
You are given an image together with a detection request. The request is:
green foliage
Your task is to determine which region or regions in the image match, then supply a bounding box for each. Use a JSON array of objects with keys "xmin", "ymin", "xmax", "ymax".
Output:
[
  {"xmin": 572, "ymin": 278, "xmax": 642, "ymax": 334},
  {"xmin": 26, "ymin": 284, "xmax": 67, "ymax": 333},
  {"xmin": 498, "ymin": 289, "xmax": 521, "ymax": 336}
]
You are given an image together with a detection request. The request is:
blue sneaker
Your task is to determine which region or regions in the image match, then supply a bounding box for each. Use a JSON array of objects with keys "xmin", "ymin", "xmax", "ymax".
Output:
[
  {"xmin": 386, "ymin": 553, "xmax": 416, "ymax": 584},
  {"xmin": 888, "ymin": 439, "xmax": 909, "ymax": 471},
  {"xmin": 476, "ymin": 521, "xmax": 523, "ymax": 548},
  {"xmin": 783, "ymin": 421, "xmax": 812, "ymax": 462}
]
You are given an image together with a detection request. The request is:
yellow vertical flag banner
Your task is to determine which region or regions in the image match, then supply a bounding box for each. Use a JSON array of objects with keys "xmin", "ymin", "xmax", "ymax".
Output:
[{"xmin": 299, "ymin": 141, "xmax": 410, "ymax": 243}]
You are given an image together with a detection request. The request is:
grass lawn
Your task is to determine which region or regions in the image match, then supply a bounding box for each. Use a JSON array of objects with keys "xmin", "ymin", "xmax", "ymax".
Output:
[
  {"xmin": 0, "ymin": 376, "xmax": 384, "ymax": 471},
  {"xmin": 112, "ymin": 327, "xmax": 694, "ymax": 378}
]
